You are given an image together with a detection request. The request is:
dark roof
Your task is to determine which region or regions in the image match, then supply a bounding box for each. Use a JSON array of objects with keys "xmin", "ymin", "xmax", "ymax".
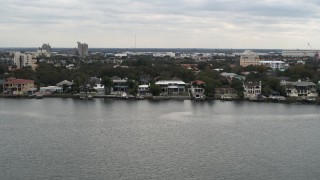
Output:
[
  {"xmin": 111, "ymin": 76, "xmax": 121, "ymax": 80},
  {"xmin": 275, "ymin": 76, "xmax": 290, "ymax": 81},
  {"xmin": 56, "ymin": 80, "xmax": 73, "ymax": 86},
  {"xmin": 244, "ymin": 81, "xmax": 260, "ymax": 86},
  {"xmin": 288, "ymin": 81, "xmax": 316, "ymax": 86}
]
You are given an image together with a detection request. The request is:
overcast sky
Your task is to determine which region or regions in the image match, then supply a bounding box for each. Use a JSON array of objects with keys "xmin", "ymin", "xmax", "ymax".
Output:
[{"xmin": 1, "ymin": 0, "xmax": 320, "ymax": 49}]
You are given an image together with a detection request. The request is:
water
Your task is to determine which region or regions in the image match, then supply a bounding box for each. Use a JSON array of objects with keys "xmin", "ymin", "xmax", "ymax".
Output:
[{"xmin": 0, "ymin": 98, "xmax": 320, "ymax": 180}]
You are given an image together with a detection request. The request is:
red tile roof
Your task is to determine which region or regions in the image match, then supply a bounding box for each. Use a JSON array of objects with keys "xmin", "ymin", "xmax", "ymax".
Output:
[
  {"xmin": 194, "ymin": 80, "xmax": 205, "ymax": 85},
  {"xmin": 5, "ymin": 79, "xmax": 34, "ymax": 84}
]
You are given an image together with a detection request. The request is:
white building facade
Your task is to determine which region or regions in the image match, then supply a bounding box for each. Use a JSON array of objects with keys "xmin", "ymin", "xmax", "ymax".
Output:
[
  {"xmin": 13, "ymin": 52, "xmax": 35, "ymax": 69},
  {"xmin": 282, "ymin": 80, "xmax": 317, "ymax": 97},
  {"xmin": 243, "ymin": 81, "xmax": 262, "ymax": 98},
  {"xmin": 260, "ymin": 61, "xmax": 286, "ymax": 71},
  {"xmin": 155, "ymin": 80, "xmax": 186, "ymax": 95},
  {"xmin": 138, "ymin": 85, "xmax": 150, "ymax": 95}
]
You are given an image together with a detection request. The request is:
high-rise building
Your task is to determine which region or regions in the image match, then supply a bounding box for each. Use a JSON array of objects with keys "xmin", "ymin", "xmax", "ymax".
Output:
[
  {"xmin": 13, "ymin": 52, "xmax": 21, "ymax": 68},
  {"xmin": 13, "ymin": 52, "xmax": 34, "ymax": 69},
  {"xmin": 41, "ymin": 43, "xmax": 51, "ymax": 53},
  {"xmin": 240, "ymin": 50, "xmax": 260, "ymax": 67},
  {"xmin": 77, "ymin": 42, "xmax": 89, "ymax": 57}
]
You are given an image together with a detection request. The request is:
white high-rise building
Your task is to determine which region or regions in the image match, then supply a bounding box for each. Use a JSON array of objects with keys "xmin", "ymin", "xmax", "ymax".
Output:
[
  {"xmin": 13, "ymin": 52, "xmax": 34, "ymax": 69},
  {"xmin": 77, "ymin": 42, "xmax": 89, "ymax": 57},
  {"xmin": 13, "ymin": 52, "xmax": 21, "ymax": 68}
]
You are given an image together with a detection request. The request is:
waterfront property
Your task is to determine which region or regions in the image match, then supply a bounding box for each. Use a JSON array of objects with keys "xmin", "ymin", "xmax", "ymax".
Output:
[
  {"xmin": 56, "ymin": 80, "xmax": 74, "ymax": 92},
  {"xmin": 282, "ymin": 80, "xmax": 318, "ymax": 97},
  {"xmin": 3, "ymin": 78, "xmax": 35, "ymax": 94},
  {"xmin": 40, "ymin": 86, "xmax": 63, "ymax": 94},
  {"xmin": 215, "ymin": 88, "xmax": 237, "ymax": 99},
  {"xmin": 155, "ymin": 80, "xmax": 186, "ymax": 95},
  {"xmin": 112, "ymin": 76, "xmax": 128, "ymax": 94},
  {"xmin": 93, "ymin": 84, "xmax": 105, "ymax": 94},
  {"xmin": 243, "ymin": 81, "xmax": 262, "ymax": 99},
  {"xmin": 190, "ymin": 80, "xmax": 205, "ymax": 99},
  {"xmin": 138, "ymin": 85, "xmax": 150, "ymax": 95}
]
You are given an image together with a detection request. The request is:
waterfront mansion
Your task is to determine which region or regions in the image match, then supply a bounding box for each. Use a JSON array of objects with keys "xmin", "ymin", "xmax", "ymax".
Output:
[{"xmin": 155, "ymin": 80, "xmax": 186, "ymax": 95}]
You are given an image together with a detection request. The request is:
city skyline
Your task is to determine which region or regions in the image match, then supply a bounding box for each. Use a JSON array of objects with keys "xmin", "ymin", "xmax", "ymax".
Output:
[{"xmin": 1, "ymin": 0, "xmax": 320, "ymax": 49}]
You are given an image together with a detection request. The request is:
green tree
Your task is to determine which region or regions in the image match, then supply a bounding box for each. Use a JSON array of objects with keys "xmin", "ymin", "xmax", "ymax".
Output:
[
  {"xmin": 177, "ymin": 69, "xmax": 195, "ymax": 83},
  {"xmin": 316, "ymin": 84, "xmax": 320, "ymax": 97},
  {"xmin": 101, "ymin": 76, "xmax": 113, "ymax": 95},
  {"xmin": 11, "ymin": 67, "xmax": 35, "ymax": 80},
  {"xmin": 0, "ymin": 65, "xmax": 6, "ymax": 75},
  {"xmin": 127, "ymin": 80, "xmax": 138, "ymax": 95},
  {"xmin": 72, "ymin": 72, "xmax": 88, "ymax": 93},
  {"xmin": 230, "ymin": 78, "xmax": 244, "ymax": 98},
  {"xmin": 204, "ymin": 84, "xmax": 215, "ymax": 98},
  {"xmin": 149, "ymin": 84, "xmax": 162, "ymax": 96}
]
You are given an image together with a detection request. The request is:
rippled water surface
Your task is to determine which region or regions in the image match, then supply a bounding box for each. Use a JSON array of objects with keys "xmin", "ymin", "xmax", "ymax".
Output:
[{"xmin": 1, "ymin": 98, "xmax": 320, "ymax": 179}]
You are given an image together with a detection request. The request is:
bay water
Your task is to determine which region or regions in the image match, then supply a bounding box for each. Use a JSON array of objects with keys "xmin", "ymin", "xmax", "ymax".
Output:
[{"xmin": 0, "ymin": 98, "xmax": 319, "ymax": 179}]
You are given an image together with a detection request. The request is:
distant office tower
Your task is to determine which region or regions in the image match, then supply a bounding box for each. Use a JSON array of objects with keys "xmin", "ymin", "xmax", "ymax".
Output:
[
  {"xmin": 77, "ymin": 42, "xmax": 89, "ymax": 57},
  {"xmin": 41, "ymin": 43, "xmax": 52, "ymax": 53}
]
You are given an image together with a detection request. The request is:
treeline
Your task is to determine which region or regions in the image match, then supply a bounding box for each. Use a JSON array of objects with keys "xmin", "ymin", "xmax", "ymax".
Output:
[{"xmin": 1, "ymin": 55, "xmax": 320, "ymax": 97}]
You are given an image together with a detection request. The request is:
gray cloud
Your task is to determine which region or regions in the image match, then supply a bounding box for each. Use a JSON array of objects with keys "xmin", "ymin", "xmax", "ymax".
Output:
[{"xmin": 0, "ymin": 0, "xmax": 320, "ymax": 48}]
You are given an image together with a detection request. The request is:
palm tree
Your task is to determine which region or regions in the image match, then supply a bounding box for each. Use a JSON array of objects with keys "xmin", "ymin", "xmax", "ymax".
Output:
[{"xmin": 101, "ymin": 76, "xmax": 113, "ymax": 95}]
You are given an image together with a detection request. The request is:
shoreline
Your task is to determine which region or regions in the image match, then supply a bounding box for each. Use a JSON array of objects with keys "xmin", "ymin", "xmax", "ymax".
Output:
[{"xmin": 0, "ymin": 94, "xmax": 319, "ymax": 105}]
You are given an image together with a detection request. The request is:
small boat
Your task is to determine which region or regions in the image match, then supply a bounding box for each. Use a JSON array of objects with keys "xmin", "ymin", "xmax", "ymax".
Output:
[
  {"xmin": 121, "ymin": 92, "xmax": 129, "ymax": 99},
  {"xmin": 221, "ymin": 95, "xmax": 232, "ymax": 101},
  {"xmin": 135, "ymin": 94, "xmax": 144, "ymax": 100},
  {"xmin": 87, "ymin": 94, "xmax": 93, "ymax": 100},
  {"xmin": 80, "ymin": 94, "xmax": 93, "ymax": 100}
]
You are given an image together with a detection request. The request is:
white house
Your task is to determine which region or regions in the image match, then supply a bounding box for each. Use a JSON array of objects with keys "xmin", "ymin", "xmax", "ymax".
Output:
[
  {"xmin": 112, "ymin": 77, "xmax": 128, "ymax": 94},
  {"xmin": 155, "ymin": 80, "xmax": 186, "ymax": 95},
  {"xmin": 282, "ymin": 80, "xmax": 317, "ymax": 97},
  {"xmin": 243, "ymin": 81, "xmax": 262, "ymax": 98},
  {"xmin": 93, "ymin": 84, "xmax": 105, "ymax": 94},
  {"xmin": 40, "ymin": 86, "xmax": 63, "ymax": 93},
  {"xmin": 138, "ymin": 85, "xmax": 150, "ymax": 95},
  {"xmin": 190, "ymin": 80, "xmax": 205, "ymax": 99}
]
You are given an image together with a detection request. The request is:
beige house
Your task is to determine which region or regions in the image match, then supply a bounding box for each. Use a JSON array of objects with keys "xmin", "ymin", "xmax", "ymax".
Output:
[{"xmin": 3, "ymin": 78, "xmax": 35, "ymax": 94}]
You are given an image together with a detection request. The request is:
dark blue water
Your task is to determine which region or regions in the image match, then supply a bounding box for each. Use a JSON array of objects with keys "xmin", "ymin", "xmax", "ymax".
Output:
[{"xmin": 0, "ymin": 98, "xmax": 319, "ymax": 179}]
